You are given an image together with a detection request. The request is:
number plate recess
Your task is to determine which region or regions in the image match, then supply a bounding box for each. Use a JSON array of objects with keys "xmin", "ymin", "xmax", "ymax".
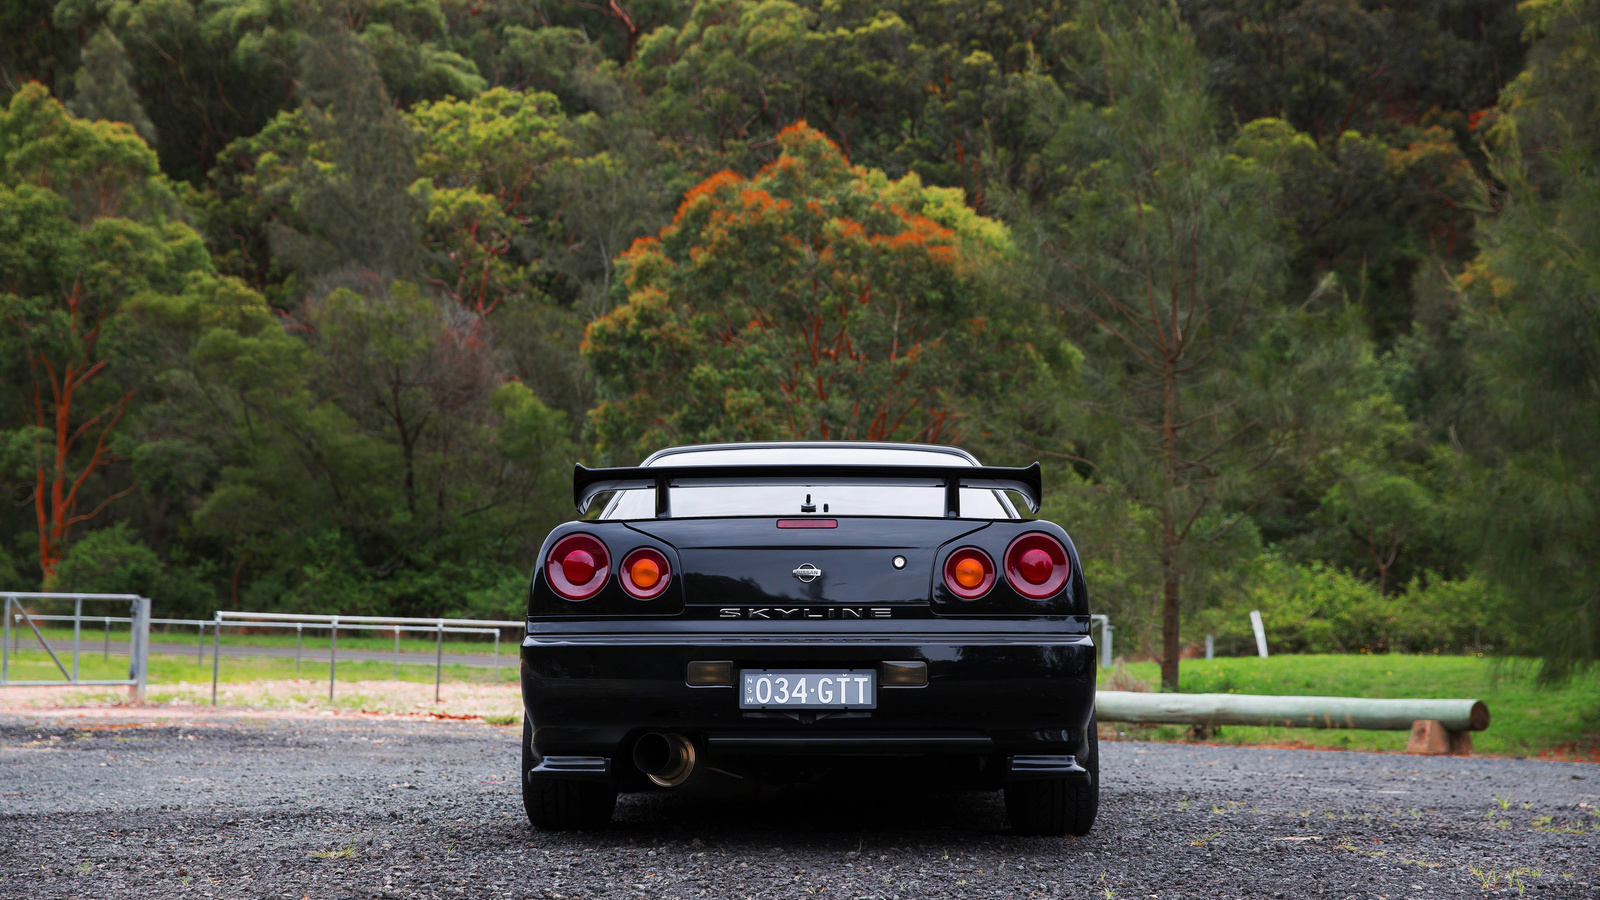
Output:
[{"xmin": 739, "ymin": 669, "xmax": 877, "ymax": 709}]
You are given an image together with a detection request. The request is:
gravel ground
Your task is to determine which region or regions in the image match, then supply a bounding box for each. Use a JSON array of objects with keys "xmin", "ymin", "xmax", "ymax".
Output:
[
  {"xmin": 0, "ymin": 681, "xmax": 523, "ymax": 719},
  {"xmin": 1, "ymin": 712, "xmax": 1596, "ymax": 899}
]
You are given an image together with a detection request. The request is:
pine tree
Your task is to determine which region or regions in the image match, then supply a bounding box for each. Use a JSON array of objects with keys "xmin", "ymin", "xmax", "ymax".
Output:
[
  {"xmin": 66, "ymin": 26, "xmax": 157, "ymax": 146},
  {"xmin": 1021, "ymin": 0, "xmax": 1365, "ymax": 690},
  {"xmin": 1460, "ymin": 0, "xmax": 1600, "ymax": 678},
  {"xmin": 268, "ymin": 22, "xmax": 422, "ymax": 285}
]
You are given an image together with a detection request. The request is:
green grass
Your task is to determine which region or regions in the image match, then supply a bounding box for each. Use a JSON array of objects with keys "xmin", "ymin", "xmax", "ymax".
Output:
[
  {"xmin": 2, "ymin": 649, "xmax": 518, "ymax": 685},
  {"xmin": 10, "ymin": 623, "xmax": 508, "ymax": 656},
  {"xmin": 1096, "ymin": 654, "xmax": 1600, "ymax": 759}
]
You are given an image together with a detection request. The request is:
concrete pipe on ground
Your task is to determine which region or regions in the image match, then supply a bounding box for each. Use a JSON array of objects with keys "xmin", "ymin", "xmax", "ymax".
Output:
[{"xmin": 1095, "ymin": 691, "xmax": 1489, "ymax": 732}]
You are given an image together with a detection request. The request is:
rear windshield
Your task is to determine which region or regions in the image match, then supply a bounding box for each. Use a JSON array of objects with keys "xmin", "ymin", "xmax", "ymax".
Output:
[
  {"xmin": 597, "ymin": 446, "xmax": 1018, "ymax": 520},
  {"xmin": 601, "ymin": 484, "xmax": 1014, "ymax": 520}
]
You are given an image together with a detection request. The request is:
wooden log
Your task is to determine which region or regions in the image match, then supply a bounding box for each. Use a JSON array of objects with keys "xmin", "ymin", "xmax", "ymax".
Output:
[{"xmin": 1096, "ymin": 691, "xmax": 1490, "ymax": 732}]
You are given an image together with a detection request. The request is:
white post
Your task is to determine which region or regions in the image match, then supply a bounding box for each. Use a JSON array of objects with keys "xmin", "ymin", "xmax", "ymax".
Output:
[
  {"xmin": 435, "ymin": 621, "xmax": 444, "ymax": 703},
  {"xmin": 1100, "ymin": 624, "xmax": 1114, "ymax": 667},
  {"xmin": 72, "ymin": 597, "xmax": 82, "ymax": 683},
  {"xmin": 394, "ymin": 627, "xmax": 400, "ymax": 681},
  {"xmin": 295, "ymin": 624, "xmax": 302, "ymax": 676},
  {"xmin": 104, "ymin": 617, "xmax": 111, "ymax": 661},
  {"xmin": 1205, "ymin": 634, "xmax": 1214, "ymax": 660},
  {"xmin": 493, "ymin": 630, "xmax": 500, "ymax": 682},
  {"xmin": 211, "ymin": 613, "xmax": 221, "ymax": 705},
  {"xmin": 2, "ymin": 598, "xmax": 10, "ymax": 684},
  {"xmin": 1249, "ymin": 610, "xmax": 1268, "ymax": 658},
  {"xmin": 329, "ymin": 619, "xmax": 338, "ymax": 702},
  {"xmin": 129, "ymin": 597, "xmax": 149, "ymax": 703}
]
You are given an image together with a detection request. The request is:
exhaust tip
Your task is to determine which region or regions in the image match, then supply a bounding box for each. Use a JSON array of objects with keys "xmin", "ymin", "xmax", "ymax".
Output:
[{"xmin": 633, "ymin": 732, "xmax": 696, "ymax": 787}]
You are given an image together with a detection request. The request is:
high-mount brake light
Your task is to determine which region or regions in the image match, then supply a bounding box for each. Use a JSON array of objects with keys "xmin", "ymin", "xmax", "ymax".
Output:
[
  {"xmin": 942, "ymin": 547, "xmax": 995, "ymax": 599},
  {"xmin": 546, "ymin": 533, "xmax": 610, "ymax": 600},
  {"xmin": 1004, "ymin": 532, "xmax": 1069, "ymax": 599},
  {"xmin": 622, "ymin": 547, "xmax": 672, "ymax": 599}
]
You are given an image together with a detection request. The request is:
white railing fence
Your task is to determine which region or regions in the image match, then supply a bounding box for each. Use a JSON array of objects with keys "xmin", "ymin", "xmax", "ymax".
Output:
[
  {"xmin": 210, "ymin": 611, "xmax": 525, "ymax": 705},
  {"xmin": 1, "ymin": 592, "xmax": 151, "ymax": 701}
]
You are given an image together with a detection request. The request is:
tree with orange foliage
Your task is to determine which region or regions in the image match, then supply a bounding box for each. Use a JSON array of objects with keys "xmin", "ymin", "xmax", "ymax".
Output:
[
  {"xmin": 0, "ymin": 84, "xmax": 210, "ymax": 578},
  {"xmin": 583, "ymin": 121, "xmax": 1035, "ymax": 462}
]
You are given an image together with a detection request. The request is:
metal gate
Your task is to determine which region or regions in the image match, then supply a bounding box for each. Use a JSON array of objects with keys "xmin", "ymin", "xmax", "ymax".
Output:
[{"xmin": 1, "ymin": 592, "xmax": 151, "ymax": 701}]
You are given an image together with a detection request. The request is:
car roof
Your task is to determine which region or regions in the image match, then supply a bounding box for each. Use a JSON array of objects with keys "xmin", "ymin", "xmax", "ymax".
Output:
[{"xmin": 638, "ymin": 441, "xmax": 984, "ymax": 467}]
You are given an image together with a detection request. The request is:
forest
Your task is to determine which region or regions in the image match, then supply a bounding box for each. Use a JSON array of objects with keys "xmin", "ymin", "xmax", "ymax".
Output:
[{"xmin": 1, "ymin": 0, "xmax": 1596, "ymax": 686}]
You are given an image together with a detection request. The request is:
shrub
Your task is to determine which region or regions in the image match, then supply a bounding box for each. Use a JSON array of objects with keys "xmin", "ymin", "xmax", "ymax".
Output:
[{"xmin": 1194, "ymin": 557, "xmax": 1513, "ymax": 656}]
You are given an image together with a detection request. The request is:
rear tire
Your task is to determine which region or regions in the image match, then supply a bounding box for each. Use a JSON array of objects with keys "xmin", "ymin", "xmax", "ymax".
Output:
[
  {"xmin": 521, "ymin": 719, "xmax": 616, "ymax": 830},
  {"xmin": 1004, "ymin": 713, "xmax": 1099, "ymax": 836}
]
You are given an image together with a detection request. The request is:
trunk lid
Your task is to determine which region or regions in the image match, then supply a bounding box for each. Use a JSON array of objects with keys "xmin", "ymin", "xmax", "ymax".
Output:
[{"xmin": 624, "ymin": 517, "xmax": 988, "ymax": 607}]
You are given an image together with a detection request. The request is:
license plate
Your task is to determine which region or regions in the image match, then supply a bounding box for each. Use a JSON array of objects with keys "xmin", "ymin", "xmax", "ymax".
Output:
[{"xmin": 739, "ymin": 669, "xmax": 876, "ymax": 709}]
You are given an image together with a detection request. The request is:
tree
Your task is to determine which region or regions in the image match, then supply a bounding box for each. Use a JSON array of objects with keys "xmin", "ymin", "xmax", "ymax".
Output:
[
  {"xmin": 583, "ymin": 121, "xmax": 1039, "ymax": 461},
  {"xmin": 65, "ymin": 26, "xmax": 157, "ymax": 145},
  {"xmin": 123, "ymin": 270, "xmax": 574, "ymax": 614},
  {"xmin": 1456, "ymin": 0, "xmax": 1600, "ymax": 679},
  {"xmin": 409, "ymin": 87, "xmax": 572, "ymax": 316},
  {"xmin": 50, "ymin": 0, "xmax": 489, "ymax": 185},
  {"xmin": 268, "ymin": 22, "xmax": 424, "ymax": 286},
  {"xmin": 0, "ymin": 83, "xmax": 210, "ymax": 578},
  {"xmin": 1021, "ymin": 1, "xmax": 1364, "ymax": 690},
  {"xmin": 1182, "ymin": 0, "xmax": 1523, "ymax": 145},
  {"xmin": 633, "ymin": 0, "xmax": 1073, "ymax": 205}
]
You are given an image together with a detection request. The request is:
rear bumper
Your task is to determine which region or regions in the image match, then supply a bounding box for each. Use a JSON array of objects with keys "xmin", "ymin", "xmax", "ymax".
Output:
[{"xmin": 520, "ymin": 619, "xmax": 1097, "ymax": 781}]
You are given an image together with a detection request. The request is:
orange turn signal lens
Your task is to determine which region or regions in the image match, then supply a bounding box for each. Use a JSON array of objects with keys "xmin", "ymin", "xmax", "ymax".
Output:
[
  {"xmin": 621, "ymin": 547, "xmax": 671, "ymax": 599},
  {"xmin": 630, "ymin": 556, "xmax": 661, "ymax": 589},
  {"xmin": 954, "ymin": 557, "xmax": 985, "ymax": 589},
  {"xmin": 942, "ymin": 547, "xmax": 995, "ymax": 599}
]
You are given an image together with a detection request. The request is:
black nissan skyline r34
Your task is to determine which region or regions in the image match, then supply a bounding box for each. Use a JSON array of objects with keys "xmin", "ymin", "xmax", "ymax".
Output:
[{"xmin": 519, "ymin": 442, "xmax": 1099, "ymax": 835}]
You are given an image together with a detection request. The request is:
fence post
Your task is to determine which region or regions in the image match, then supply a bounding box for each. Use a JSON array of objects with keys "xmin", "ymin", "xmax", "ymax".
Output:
[
  {"xmin": 1100, "ymin": 624, "xmax": 1114, "ymax": 668},
  {"xmin": 1250, "ymin": 610, "xmax": 1269, "ymax": 658},
  {"xmin": 71, "ymin": 597, "xmax": 82, "ymax": 684},
  {"xmin": 394, "ymin": 627, "xmax": 400, "ymax": 681},
  {"xmin": 329, "ymin": 618, "xmax": 338, "ymax": 702},
  {"xmin": 129, "ymin": 597, "xmax": 149, "ymax": 703},
  {"xmin": 295, "ymin": 624, "xmax": 302, "ymax": 676},
  {"xmin": 211, "ymin": 613, "xmax": 221, "ymax": 706},
  {"xmin": 104, "ymin": 617, "xmax": 111, "ymax": 661},
  {"xmin": 1205, "ymin": 634, "xmax": 1214, "ymax": 660},
  {"xmin": 2, "ymin": 597, "xmax": 10, "ymax": 684},
  {"xmin": 198, "ymin": 622, "xmax": 204, "ymax": 665},
  {"xmin": 493, "ymin": 630, "xmax": 499, "ymax": 683},
  {"xmin": 434, "ymin": 621, "xmax": 443, "ymax": 703}
]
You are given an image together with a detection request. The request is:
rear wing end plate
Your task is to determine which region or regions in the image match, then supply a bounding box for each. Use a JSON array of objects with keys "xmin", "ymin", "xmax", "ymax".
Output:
[{"xmin": 573, "ymin": 461, "xmax": 1042, "ymax": 518}]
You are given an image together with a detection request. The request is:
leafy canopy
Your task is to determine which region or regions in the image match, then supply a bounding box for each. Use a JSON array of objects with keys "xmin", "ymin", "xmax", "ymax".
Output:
[{"xmin": 584, "ymin": 121, "xmax": 1035, "ymax": 461}]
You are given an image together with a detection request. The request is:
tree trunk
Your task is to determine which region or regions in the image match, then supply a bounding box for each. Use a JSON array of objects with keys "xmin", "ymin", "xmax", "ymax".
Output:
[
  {"xmin": 1160, "ymin": 507, "xmax": 1182, "ymax": 693},
  {"xmin": 29, "ymin": 283, "xmax": 132, "ymax": 578},
  {"xmin": 1159, "ymin": 355, "xmax": 1183, "ymax": 693}
]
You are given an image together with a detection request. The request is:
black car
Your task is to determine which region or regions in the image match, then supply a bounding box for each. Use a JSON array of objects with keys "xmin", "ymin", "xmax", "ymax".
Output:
[{"xmin": 519, "ymin": 442, "xmax": 1099, "ymax": 835}]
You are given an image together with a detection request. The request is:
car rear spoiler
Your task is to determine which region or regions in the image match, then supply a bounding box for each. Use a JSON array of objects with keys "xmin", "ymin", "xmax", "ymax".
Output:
[{"xmin": 573, "ymin": 461, "xmax": 1042, "ymax": 518}]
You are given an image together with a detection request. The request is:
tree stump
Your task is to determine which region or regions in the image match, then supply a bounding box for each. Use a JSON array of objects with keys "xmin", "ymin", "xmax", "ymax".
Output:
[{"xmin": 1406, "ymin": 719, "xmax": 1450, "ymax": 755}]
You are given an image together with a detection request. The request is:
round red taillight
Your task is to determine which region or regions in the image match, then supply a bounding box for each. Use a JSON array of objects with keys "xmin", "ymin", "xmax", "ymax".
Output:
[
  {"xmin": 621, "ymin": 547, "xmax": 671, "ymax": 599},
  {"xmin": 942, "ymin": 547, "xmax": 995, "ymax": 599},
  {"xmin": 563, "ymin": 549, "xmax": 597, "ymax": 584},
  {"xmin": 1004, "ymin": 532, "xmax": 1069, "ymax": 599},
  {"xmin": 546, "ymin": 533, "xmax": 610, "ymax": 600}
]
